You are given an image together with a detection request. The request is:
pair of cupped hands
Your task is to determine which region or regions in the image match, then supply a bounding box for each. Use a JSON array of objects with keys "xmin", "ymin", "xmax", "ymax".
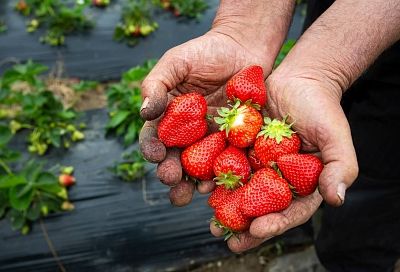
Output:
[{"xmin": 139, "ymin": 31, "xmax": 358, "ymax": 253}]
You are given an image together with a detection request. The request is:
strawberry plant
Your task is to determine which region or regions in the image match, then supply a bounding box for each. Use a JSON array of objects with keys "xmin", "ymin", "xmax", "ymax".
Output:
[
  {"xmin": 152, "ymin": 0, "xmax": 208, "ymax": 19},
  {"xmin": 114, "ymin": 0, "xmax": 158, "ymax": 46},
  {"xmin": 0, "ymin": 60, "xmax": 85, "ymax": 155},
  {"xmin": 14, "ymin": 0, "xmax": 93, "ymax": 46},
  {"xmin": 109, "ymin": 150, "xmax": 146, "ymax": 181},
  {"xmin": 0, "ymin": 125, "xmax": 75, "ymax": 234},
  {"xmin": 71, "ymin": 80, "xmax": 99, "ymax": 93},
  {"xmin": 106, "ymin": 59, "xmax": 156, "ymax": 145}
]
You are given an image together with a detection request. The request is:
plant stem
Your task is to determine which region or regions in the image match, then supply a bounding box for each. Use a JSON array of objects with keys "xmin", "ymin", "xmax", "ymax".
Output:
[{"xmin": 0, "ymin": 159, "xmax": 12, "ymax": 175}]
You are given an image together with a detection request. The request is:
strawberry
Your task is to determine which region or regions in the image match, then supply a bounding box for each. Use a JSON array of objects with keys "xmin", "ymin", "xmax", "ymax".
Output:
[
  {"xmin": 213, "ymin": 146, "xmax": 251, "ymax": 189},
  {"xmin": 158, "ymin": 93, "xmax": 208, "ymax": 148},
  {"xmin": 241, "ymin": 168, "xmax": 292, "ymax": 217},
  {"xmin": 181, "ymin": 131, "xmax": 226, "ymax": 181},
  {"xmin": 59, "ymin": 174, "xmax": 76, "ymax": 187},
  {"xmin": 248, "ymin": 147, "xmax": 265, "ymax": 172},
  {"xmin": 208, "ymin": 185, "xmax": 233, "ymax": 209},
  {"xmin": 215, "ymin": 101, "xmax": 263, "ymax": 148},
  {"xmin": 214, "ymin": 187, "xmax": 251, "ymax": 236},
  {"xmin": 226, "ymin": 65, "xmax": 267, "ymax": 107},
  {"xmin": 277, "ymin": 153, "xmax": 323, "ymax": 196},
  {"xmin": 254, "ymin": 116, "xmax": 301, "ymax": 165}
]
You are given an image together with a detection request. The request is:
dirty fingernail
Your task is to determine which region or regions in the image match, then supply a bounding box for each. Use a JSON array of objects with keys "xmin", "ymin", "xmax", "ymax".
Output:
[
  {"xmin": 336, "ymin": 182, "xmax": 346, "ymax": 205},
  {"xmin": 140, "ymin": 97, "xmax": 149, "ymax": 111}
]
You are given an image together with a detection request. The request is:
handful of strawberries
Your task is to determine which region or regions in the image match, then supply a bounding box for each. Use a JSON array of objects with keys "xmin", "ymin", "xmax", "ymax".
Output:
[{"xmin": 157, "ymin": 65, "xmax": 323, "ymax": 239}]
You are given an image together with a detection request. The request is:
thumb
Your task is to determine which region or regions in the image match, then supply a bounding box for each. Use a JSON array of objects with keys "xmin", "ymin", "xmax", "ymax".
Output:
[
  {"xmin": 140, "ymin": 48, "xmax": 189, "ymax": 121},
  {"xmin": 317, "ymin": 111, "xmax": 359, "ymax": 207}
]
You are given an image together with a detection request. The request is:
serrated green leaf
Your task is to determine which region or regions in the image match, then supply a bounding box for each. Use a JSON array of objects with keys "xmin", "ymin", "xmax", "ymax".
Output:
[
  {"xmin": 124, "ymin": 122, "xmax": 139, "ymax": 145},
  {"xmin": 7, "ymin": 209, "xmax": 25, "ymax": 230},
  {"xmin": 107, "ymin": 110, "xmax": 130, "ymax": 129},
  {"xmin": 35, "ymin": 172, "xmax": 58, "ymax": 186},
  {"xmin": 26, "ymin": 203, "xmax": 41, "ymax": 221},
  {"xmin": 9, "ymin": 185, "xmax": 34, "ymax": 211},
  {"xmin": 0, "ymin": 175, "xmax": 27, "ymax": 189}
]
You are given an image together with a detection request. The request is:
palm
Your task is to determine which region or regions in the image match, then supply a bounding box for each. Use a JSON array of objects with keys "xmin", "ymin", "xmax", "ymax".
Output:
[{"xmin": 147, "ymin": 31, "xmax": 270, "ymax": 109}]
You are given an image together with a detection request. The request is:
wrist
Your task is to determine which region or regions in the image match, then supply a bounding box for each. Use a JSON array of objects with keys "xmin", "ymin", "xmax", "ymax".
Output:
[{"xmin": 210, "ymin": 0, "xmax": 296, "ymax": 74}]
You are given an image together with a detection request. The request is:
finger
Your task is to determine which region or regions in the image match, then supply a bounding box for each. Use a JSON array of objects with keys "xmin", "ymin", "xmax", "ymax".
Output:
[
  {"xmin": 249, "ymin": 191, "xmax": 322, "ymax": 239},
  {"xmin": 227, "ymin": 232, "xmax": 267, "ymax": 253},
  {"xmin": 169, "ymin": 179, "xmax": 195, "ymax": 207},
  {"xmin": 157, "ymin": 148, "xmax": 182, "ymax": 186},
  {"xmin": 210, "ymin": 221, "xmax": 224, "ymax": 237},
  {"xmin": 140, "ymin": 49, "xmax": 188, "ymax": 121},
  {"xmin": 197, "ymin": 180, "xmax": 216, "ymax": 194},
  {"xmin": 139, "ymin": 120, "xmax": 166, "ymax": 163},
  {"xmin": 318, "ymin": 111, "xmax": 359, "ymax": 206}
]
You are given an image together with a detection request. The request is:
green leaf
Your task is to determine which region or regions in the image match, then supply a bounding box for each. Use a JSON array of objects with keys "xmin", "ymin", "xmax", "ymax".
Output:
[
  {"xmin": 107, "ymin": 110, "xmax": 130, "ymax": 129},
  {"xmin": 26, "ymin": 203, "xmax": 41, "ymax": 221},
  {"xmin": 7, "ymin": 209, "xmax": 26, "ymax": 230},
  {"xmin": 0, "ymin": 175, "xmax": 27, "ymax": 189},
  {"xmin": 35, "ymin": 172, "xmax": 58, "ymax": 186},
  {"xmin": 17, "ymin": 183, "xmax": 33, "ymax": 198},
  {"xmin": 9, "ymin": 185, "xmax": 34, "ymax": 211},
  {"xmin": 21, "ymin": 160, "xmax": 43, "ymax": 183},
  {"xmin": 0, "ymin": 125, "xmax": 12, "ymax": 146},
  {"xmin": 37, "ymin": 183, "xmax": 63, "ymax": 196},
  {"xmin": 124, "ymin": 122, "xmax": 140, "ymax": 145}
]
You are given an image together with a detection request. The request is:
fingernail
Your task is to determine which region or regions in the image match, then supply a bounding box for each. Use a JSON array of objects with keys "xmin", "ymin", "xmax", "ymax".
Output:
[
  {"xmin": 336, "ymin": 183, "xmax": 346, "ymax": 205},
  {"xmin": 140, "ymin": 97, "xmax": 149, "ymax": 112}
]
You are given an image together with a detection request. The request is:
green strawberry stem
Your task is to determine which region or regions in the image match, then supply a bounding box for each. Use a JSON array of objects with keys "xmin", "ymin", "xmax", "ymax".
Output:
[
  {"xmin": 257, "ymin": 115, "xmax": 296, "ymax": 144},
  {"xmin": 211, "ymin": 217, "xmax": 239, "ymax": 241},
  {"xmin": 214, "ymin": 171, "xmax": 243, "ymax": 189}
]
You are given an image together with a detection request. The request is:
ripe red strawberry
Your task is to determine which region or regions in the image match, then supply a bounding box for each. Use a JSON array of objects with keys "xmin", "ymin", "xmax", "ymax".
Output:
[
  {"xmin": 215, "ymin": 101, "xmax": 263, "ymax": 148},
  {"xmin": 214, "ymin": 187, "xmax": 251, "ymax": 236},
  {"xmin": 248, "ymin": 147, "xmax": 265, "ymax": 172},
  {"xmin": 254, "ymin": 117, "xmax": 301, "ymax": 165},
  {"xmin": 241, "ymin": 168, "xmax": 292, "ymax": 217},
  {"xmin": 213, "ymin": 146, "xmax": 251, "ymax": 189},
  {"xmin": 277, "ymin": 153, "xmax": 323, "ymax": 196},
  {"xmin": 181, "ymin": 131, "xmax": 226, "ymax": 181},
  {"xmin": 59, "ymin": 174, "xmax": 76, "ymax": 187},
  {"xmin": 158, "ymin": 93, "xmax": 208, "ymax": 148},
  {"xmin": 208, "ymin": 185, "xmax": 233, "ymax": 209},
  {"xmin": 226, "ymin": 65, "xmax": 267, "ymax": 107}
]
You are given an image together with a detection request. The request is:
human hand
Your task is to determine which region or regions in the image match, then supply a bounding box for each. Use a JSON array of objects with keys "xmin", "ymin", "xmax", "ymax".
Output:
[{"xmin": 210, "ymin": 52, "xmax": 359, "ymax": 251}]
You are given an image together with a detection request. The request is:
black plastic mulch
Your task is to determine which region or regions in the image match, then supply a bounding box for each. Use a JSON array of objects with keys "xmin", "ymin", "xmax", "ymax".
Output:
[
  {"xmin": 0, "ymin": 0, "xmax": 305, "ymax": 81},
  {"xmin": 0, "ymin": 109, "xmax": 314, "ymax": 272}
]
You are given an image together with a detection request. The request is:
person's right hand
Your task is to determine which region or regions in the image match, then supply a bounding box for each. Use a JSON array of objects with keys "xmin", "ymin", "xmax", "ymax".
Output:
[{"xmin": 139, "ymin": 30, "xmax": 276, "ymax": 206}]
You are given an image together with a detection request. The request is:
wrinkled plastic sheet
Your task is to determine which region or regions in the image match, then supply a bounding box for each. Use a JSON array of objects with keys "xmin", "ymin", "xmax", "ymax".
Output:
[
  {"xmin": 0, "ymin": 109, "xmax": 314, "ymax": 272},
  {"xmin": 0, "ymin": 0, "xmax": 305, "ymax": 81}
]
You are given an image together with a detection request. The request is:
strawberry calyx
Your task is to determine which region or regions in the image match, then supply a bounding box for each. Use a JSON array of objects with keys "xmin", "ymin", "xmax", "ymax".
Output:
[
  {"xmin": 214, "ymin": 100, "xmax": 244, "ymax": 135},
  {"xmin": 214, "ymin": 171, "xmax": 243, "ymax": 190},
  {"xmin": 257, "ymin": 116, "xmax": 295, "ymax": 144},
  {"xmin": 211, "ymin": 216, "xmax": 239, "ymax": 241}
]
